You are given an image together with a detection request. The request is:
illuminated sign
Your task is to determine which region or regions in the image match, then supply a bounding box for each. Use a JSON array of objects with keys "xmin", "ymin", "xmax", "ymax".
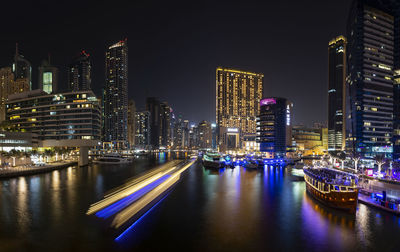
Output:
[
  {"xmin": 260, "ymin": 98, "xmax": 276, "ymax": 106},
  {"xmin": 286, "ymin": 104, "xmax": 290, "ymax": 126},
  {"xmin": 227, "ymin": 128, "xmax": 238, "ymax": 133}
]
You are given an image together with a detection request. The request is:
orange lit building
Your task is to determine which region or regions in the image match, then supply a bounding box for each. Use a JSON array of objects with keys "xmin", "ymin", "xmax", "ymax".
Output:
[{"xmin": 216, "ymin": 67, "xmax": 263, "ymax": 152}]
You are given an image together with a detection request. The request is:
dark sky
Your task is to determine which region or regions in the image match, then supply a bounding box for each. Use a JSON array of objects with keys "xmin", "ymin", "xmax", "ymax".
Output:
[{"xmin": 0, "ymin": 0, "xmax": 351, "ymax": 126}]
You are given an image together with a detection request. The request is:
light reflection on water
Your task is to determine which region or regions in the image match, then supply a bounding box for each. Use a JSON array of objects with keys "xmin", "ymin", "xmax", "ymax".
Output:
[{"xmin": 0, "ymin": 158, "xmax": 400, "ymax": 251}]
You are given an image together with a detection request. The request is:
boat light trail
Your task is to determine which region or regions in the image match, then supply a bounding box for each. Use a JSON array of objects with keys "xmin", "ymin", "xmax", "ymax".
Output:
[
  {"xmin": 95, "ymin": 174, "xmax": 171, "ymax": 218},
  {"xmin": 86, "ymin": 159, "xmax": 195, "ymax": 240}
]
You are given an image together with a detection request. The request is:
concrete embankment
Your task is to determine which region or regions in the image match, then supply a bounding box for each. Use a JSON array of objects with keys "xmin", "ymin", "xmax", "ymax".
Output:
[{"xmin": 0, "ymin": 161, "xmax": 78, "ymax": 179}]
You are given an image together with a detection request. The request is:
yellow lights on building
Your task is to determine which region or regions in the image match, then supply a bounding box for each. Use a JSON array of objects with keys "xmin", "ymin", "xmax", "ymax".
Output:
[
  {"xmin": 216, "ymin": 67, "xmax": 263, "ymax": 151},
  {"xmin": 328, "ymin": 35, "xmax": 346, "ymax": 46},
  {"xmin": 10, "ymin": 115, "xmax": 20, "ymax": 120}
]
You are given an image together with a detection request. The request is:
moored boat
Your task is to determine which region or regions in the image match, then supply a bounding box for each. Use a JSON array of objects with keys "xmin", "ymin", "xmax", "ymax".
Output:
[
  {"xmin": 303, "ymin": 167, "xmax": 358, "ymax": 213},
  {"xmin": 202, "ymin": 152, "xmax": 223, "ymax": 169},
  {"xmin": 244, "ymin": 158, "xmax": 258, "ymax": 169},
  {"xmin": 93, "ymin": 153, "xmax": 134, "ymax": 164}
]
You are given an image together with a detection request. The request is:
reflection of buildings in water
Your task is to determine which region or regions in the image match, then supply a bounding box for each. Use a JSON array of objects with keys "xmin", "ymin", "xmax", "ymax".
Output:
[
  {"xmin": 303, "ymin": 191, "xmax": 355, "ymax": 229},
  {"xmin": 16, "ymin": 177, "xmax": 30, "ymax": 233},
  {"xmin": 203, "ymin": 166, "xmax": 262, "ymax": 244},
  {"xmin": 356, "ymin": 203, "xmax": 373, "ymax": 246},
  {"xmin": 66, "ymin": 167, "xmax": 77, "ymax": 213},
  {"xmin": 51, "ymin": 170, "xmax": 62, "ymax": 221}
]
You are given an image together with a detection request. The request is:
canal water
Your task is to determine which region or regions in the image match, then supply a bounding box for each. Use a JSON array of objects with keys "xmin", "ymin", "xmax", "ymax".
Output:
[{"xmin": 0, "ymin": 154, "xmax": 400, "ymax": 251}]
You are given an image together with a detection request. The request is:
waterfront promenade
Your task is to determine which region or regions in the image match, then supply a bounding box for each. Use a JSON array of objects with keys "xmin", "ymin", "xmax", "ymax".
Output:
[{"xmin": 0, "ymin": 161, "xmax": 77, "ymax": 179}]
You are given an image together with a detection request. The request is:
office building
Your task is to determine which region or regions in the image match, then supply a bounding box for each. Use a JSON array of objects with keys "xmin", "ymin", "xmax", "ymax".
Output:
[
  {"xmin": 293, "ymin": 126, "xmax": 328, "ymax": 156},
  {"xmin": 347, "ymin": 0, "xmax": 399, "ymax": 158},
  {"xmin": 328, "ymin": 36, "xmax": 347, "ymax": 152},
  {"xmin": 127, "ymin": 99, "xmax": 136, "ymax": 148},
  {"xmin": 38, "ymin": 59, "xmax": 58, "ymax": 94},
  {"xmin": 216, "ymin": 67, "xmax": 263, "ymax": 152},
  {"xmin": 68, "ymin": 51, "xmax": 91, "ymax": 91},
  {"xmin": 135, "ymin": 111, "xmax": 150, "ymax": 148},
  {"xmin": 256, "ymin": 98, "xmax": 292, "ymax": 158},
  {"xmin": 6, "ymin": 89, "xmax": 101, "ymax": 142},
  {"xmin": 13, "ymin": 44, "xmax": 32, "ymax": 90},
  {"xmin": 104, "ymin": 40, "xmax": 128, "ymax": 148}
]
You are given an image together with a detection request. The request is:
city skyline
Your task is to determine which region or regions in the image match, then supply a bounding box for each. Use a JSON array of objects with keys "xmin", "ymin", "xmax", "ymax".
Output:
[{"xmin": 0, "ymin": 0, "xmax": 351, "ymax": 125}]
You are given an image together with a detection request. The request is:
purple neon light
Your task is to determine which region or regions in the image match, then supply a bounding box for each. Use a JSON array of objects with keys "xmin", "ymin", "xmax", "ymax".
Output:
[{"xmin": 260, "ymin": 98, "xmax": 276, "ymax": 106}]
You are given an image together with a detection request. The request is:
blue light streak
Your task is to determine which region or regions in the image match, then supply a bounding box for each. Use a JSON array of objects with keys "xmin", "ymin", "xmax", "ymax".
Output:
[
  {"xmin": 95, "ymin": 175, "xmax": 171, "ymax": 219},
  {"xmin": 115, "ymin": 192, "xmax": 171, "ymax": 242}
]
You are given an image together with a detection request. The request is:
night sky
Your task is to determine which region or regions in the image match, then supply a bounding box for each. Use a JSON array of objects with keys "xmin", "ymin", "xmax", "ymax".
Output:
[{"xmin": 0, "ymin": 0, "xmax": 351, "ymax": 126}]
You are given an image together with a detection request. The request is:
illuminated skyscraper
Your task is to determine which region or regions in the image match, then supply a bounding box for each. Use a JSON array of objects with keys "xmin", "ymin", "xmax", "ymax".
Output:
[
  {"xmin": 347, "ymin": 0, "xmax": 400, "ymax": 158},
  {"xmin": 127, "ymin": 99, "xmax": 136, "ymax": 148},
  {"xmin": 13, "ymin": 43, "xmax": 32, "ymax": 90},
  {"xmin": 256, "ymin": 97, "xmax": 292, "ymax": 158},
  {"xmin": 38, "ymin": 59, "xmax": 58, "ymax": 94},
  {"xmin": 135, "ymin": 111, "xmax": 150, "ymax": 148},
  {"xmin": 328, "ymin": 36, "xmax": 347, "ymax": 152},
  {"xmin": 0, "ymin": 67, "xmax": 14, "ymax": 122},
  {"xmin": 198, "ymin": 120, "xmax": 212, "ymax": 149},
  {"xmin": 68, "ymin": 51, "xmax": 91, "ymax": 91},
  {"xmin": 104, "ymin": 39, "xmax": 128, "ymax": 148},
  {"xmin": 216, "ymin": 67, "xmax": 263, "ymax": 151},
  {"xmin": 146, "ymin": 97, "xmax": 171, "ymax": 149}
]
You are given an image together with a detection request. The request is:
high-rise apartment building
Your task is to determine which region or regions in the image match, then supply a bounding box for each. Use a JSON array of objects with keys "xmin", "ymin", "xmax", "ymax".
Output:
[
  {"xmin": 135, "ymin": 111, "xmax": 150, "ymax": 148},
  {"xmin": 68, "ymin": 51, "xmax": 91, "ymax": 91},
  {"xmin": 38, "ymin": 59, "xmax": 58, "ymax": 94},
  {"xmin": 146, "ymin": 97, "xmax": 171, "ymax": 148},
  {"xmin": 216, "ymin": 67, "xmax": 263, "ymax": 152},
  {"xmin": 328, "ymin": 36, "xmax": 347, "ymax": 152},
  {"xmin": 13, "ymin": 44, "xmax": 32, "ymax": 90},
  {"xmin": 198, "ymin": 120, "xmax": 212, "ymax": 149},
  {"xmin": 347, "ymin": 0, "xmax": 399, "ymax": 158},
  {"xmin": 127, "ymin": 99, "xmax": 136, "ymax": 148},
  {"xmin": 104, "ymin": 40, "xmax": 128, "ymax": 148}
]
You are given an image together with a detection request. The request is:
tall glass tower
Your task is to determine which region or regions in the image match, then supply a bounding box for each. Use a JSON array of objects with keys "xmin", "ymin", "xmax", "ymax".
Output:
[
  {"xmin": 328, "ymin": 36, "xmax": 347, "ymax": 152},
  {"xmin": 346, "ymin": 0, "xmax": 399, "ymax": 158},
  {"xmin": 104, "ymin": 39, "xmax": 128, "ymax": 148}
]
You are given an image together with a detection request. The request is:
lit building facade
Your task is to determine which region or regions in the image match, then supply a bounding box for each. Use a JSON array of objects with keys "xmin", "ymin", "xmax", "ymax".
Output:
[
  {"xmin": 256, "ymin": 98, "xmax": 292, "ymax": 158},
  {"xmin": 346, "ymin": 0, "xmax": 399, "ymax": 158},
  {"xmin": 6, "ymin": 90, "xmax": 101, "ymax": 142},
  {"xmin": 13, "ymin": 44, "xmax": 32, "ymax": 90},
  {"xmin": 68, "ymin": 50, "xmax": 91, "ymax": 91},
  {"xmin": 0, "ymin": 67, "xmax": 29, "ymax": 122},
  {"xmin": 146, "ymin": 97, "xmax": 171, "ymax": 149},
  {"xmin": 198, "ymin": 120, "xmax": 212, "ymax": 149},
  {"xmin": 216, "ymin": 67, "xmax": 263, "ymax": 152},
  {"xmin": 328, "ymin": 36, "xmax": 347, "ymax": 152},
  {"xmin": 104, "ymin": 40, "xmax": 128, "ymax": 148},
  {"xmin": 0, "ymin": 67, "xmax": 14, "ymax": 122},
  {"xmin": 127, "ymin": 99, "xmax": 136, "ymax": 148},
  {"xmin": 293, "ymin": 126, "xmax": 328, "ymax": 156},
  {"xmin": 38, "ymin": 59, "xmax": 58, "ymax": 94},
  {"xmin": 135, "ymin": 111, "xmax": 150, "ymax": 148}
]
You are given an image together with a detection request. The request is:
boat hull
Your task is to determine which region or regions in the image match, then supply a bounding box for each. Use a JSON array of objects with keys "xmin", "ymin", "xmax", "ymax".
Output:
[
  {"xmin": 305, "ymin": 182, "xmax": 358, "ymax": 213},
  {"xmin": 203, "ymin": 160, "xmax": 221, "ymax": 169}
]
